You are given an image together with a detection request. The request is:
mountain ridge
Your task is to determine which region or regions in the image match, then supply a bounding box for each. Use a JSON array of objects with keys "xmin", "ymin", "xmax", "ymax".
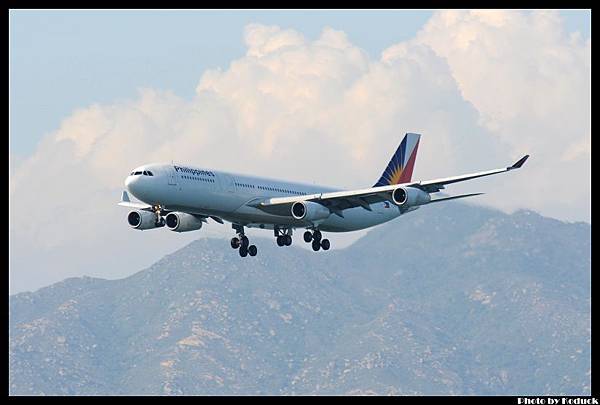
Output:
[{"xmin": 9, "ymin": 202, "xmax": 591, "ymax": 395}]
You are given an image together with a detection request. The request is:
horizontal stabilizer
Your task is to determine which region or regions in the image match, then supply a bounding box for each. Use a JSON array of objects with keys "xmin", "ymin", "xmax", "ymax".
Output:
[{"xmin": 429, "ymin": 193, "xmax": 484, "ymax": 204}]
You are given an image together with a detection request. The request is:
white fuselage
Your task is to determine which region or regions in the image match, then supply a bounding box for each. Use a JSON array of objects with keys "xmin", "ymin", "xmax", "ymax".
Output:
[{"xmin": 125, "ymin": 163, "xmax": 405, "ymax": 232}]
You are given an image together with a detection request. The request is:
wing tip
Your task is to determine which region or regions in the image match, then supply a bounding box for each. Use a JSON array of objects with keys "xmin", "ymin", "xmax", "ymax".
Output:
[
  {"xmin": 121, "ymin": 190, "xmax": 130, "ymax": 202},
  {"xmin": 510, "ymin": 155, "xmax": 529, "ymax": 169}
]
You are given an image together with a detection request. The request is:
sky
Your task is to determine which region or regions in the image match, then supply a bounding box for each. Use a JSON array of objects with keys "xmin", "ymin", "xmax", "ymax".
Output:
[{"xmin": 9, "ymin": 10, "xmax": 591, "ymax": 294}]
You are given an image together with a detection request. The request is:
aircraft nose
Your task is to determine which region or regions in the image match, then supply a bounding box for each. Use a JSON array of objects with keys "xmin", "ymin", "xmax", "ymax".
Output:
[{"xmin": 124, "ymin": 175, "xmax": 139, "ymax": 194}]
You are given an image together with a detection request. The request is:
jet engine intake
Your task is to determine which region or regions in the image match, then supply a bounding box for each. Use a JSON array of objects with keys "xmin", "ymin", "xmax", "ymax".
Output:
[
  {"xmin": 291, "ymin": 201, "xmax": 330, "ymax": 221},
  {"xmin": 165, "ymin": 212, "xmax": 203, "ymax": 232},
  {"xmin": 127, "ymin": 210, "xmax": 164, "ymax": 230},
  {"xmin": 391, "ymin": 186, "xmax": 431, "ymax": 207}
]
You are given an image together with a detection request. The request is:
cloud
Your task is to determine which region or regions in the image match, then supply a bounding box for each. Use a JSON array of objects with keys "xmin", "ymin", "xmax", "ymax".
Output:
[
  {"xmin": 412, "ymin": 10, "xmax": 591, "ymax": 218},
  {"xmin": 9, "ymin": 13, "xmax": 590, "ymax": 293}
]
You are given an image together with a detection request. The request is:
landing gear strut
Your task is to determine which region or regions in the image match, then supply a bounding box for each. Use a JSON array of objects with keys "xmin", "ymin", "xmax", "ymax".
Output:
[
  {"xmin": 304, "ymin": 229, "xmax": 330, "ymax": 252},
  {"xmin": 230, "ymin": 224, "xmax": 257, "ymax": 257},
  {"xmin": 153, "ymin": 204, "xmax": 165, "ymax": 227},
  {"xmin": 274, "ymin": 226, "xmax": 293, "ymax": 247}
]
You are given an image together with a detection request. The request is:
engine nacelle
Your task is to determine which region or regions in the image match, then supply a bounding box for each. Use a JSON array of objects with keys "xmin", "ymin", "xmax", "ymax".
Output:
[
  {"xmin": 127, "ymin": 210, "xmax": 164, "ymax": 230},
  {"xmin": 165, "ymin": 212, "xmax": 203, "ymax": 232},
  {"xmin": 291, "ymin": 201, "xmax": 331, "ymax": 221},
  {"xmin": 391, "ymin": 186, "xmax": 431, "ymax": 207}
]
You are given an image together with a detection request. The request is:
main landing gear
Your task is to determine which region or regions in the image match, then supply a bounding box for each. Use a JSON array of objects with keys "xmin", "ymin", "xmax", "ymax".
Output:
[
  {"xmin": 274, "ymin": 227, "xmax": 293, "ymax": 247},
  {"xmin": 230, "ymin": 225, "xmax": 257, "ymax": 257},
  {"xmin": 303, "ymin": 229, "xmax": 330, "ymax": 252}
]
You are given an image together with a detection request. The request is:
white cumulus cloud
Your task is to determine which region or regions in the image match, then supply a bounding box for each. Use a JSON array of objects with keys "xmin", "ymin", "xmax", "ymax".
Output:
[{"xmin": 412, "ymin": 10, "xmax": 590, "ymax": 218}]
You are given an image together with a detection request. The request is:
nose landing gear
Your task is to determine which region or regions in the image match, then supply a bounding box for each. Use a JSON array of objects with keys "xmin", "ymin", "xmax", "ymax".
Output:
[
  {"xmin": 230, "ymin": 225, "xmax": 257, "ymax": 257},
  {"xmin": 153, "ymin": 204, "xmax": 165, "ymax": 227}
]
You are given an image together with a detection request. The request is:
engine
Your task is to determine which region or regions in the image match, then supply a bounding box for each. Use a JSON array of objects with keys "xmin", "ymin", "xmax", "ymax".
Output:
[
  {"xmin": 291, "ymin": 201, "xmax": 330, "ymax": 221},
  {"xmin": 165, "ymin": 212, "xmax": 203, "ymax": 232},
  {"xmin": 127, "ymin": 210, "xmax": 164, "ymax": 230},
  {"xmin": 391, "ymin": 186, "xmax": 431, "ymax": 207}
]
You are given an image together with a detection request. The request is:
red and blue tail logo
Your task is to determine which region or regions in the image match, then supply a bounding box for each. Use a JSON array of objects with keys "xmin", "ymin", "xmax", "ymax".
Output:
[{"xmin": 373, "ymin": 133, "xmax": 421, "ymax": 187}]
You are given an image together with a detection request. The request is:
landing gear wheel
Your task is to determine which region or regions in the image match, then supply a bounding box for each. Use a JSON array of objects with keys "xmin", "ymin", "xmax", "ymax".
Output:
[
  {"xmin": 248, "ymin": 245, "xmax": 257, "ymax": 256},
  {"xmin": 276, "ymin": 236, "xmax": 285, "ymax": 247},
  {"xmin": 240, "ymin": 236, "xmax": 249, "ymax": 249},
  {"xmin": 239, "ymin": 245, "xmax": 248, "ymax": 257},
  {"xmin": 303, "ymin": 231, "xmax": 312, "ymax": 243},
  {"xmin": 284, "ymin": 234, "xmax": 292, "ymax": 246},
  {"xmin": 321, "ymin": 239, "xmax": 330, "ymax": 251},
  {"xmin": 231, "ymin": 237, "xmax": 240, "ymax": 249},
  {"xmin": 312, "ymin": 240, "xmax": 321, "ymax": 251},
  {"xmin": 313, "ymin": 230, "xmax": 322, "ymax": 242}
]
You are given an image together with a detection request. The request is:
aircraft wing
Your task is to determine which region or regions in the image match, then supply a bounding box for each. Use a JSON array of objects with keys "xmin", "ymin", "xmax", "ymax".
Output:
[
  {"xmin": 118, "ymin": 191, "xmax": 154, "ymax": 211},
  {"xmin": 118, "ymin": 190, "xmax": 225, "ymax": 224},
  {"xmin": 250, "ymin": 184, "xmax": 398, "ymax": 217},
  {"xmin": 253, "ymin": 155, "xmax": 529, "ymax": 217},
  {"xmin": 409, "ymin": 155, "xmax": 529, "ymax": 193}
]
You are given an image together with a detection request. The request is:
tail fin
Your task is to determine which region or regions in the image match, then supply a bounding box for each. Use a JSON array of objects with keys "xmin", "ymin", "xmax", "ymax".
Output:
[{"xmin": 373, "ymin": 133, "xmax": 421, "ymax": 187}]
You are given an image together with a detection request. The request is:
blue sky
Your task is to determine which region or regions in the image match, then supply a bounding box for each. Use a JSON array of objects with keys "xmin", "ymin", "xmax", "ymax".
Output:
[
  {"xmin": 10, "ymin": 10, "xmax": 432, "ymax": 156},
  {"xmin": 9, "ymin": 10, "xmax": 589, "ymax": 157}
]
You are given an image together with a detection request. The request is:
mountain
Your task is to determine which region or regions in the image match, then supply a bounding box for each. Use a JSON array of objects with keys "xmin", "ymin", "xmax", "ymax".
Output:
[{"xmin": 9, "ymin": 201, "xmax": 591, "ymax": 395}]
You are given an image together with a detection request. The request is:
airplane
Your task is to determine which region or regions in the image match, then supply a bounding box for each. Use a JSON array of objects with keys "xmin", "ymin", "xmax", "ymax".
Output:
[{"xmin": 119, "ymin": 133, "xmax": 529, "ymax": 257}]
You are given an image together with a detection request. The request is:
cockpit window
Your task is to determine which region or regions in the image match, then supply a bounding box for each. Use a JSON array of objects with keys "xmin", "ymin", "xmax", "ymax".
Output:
[{"xmin": 129, "ymin": 170, "xmax": 154, "ymax": 176}]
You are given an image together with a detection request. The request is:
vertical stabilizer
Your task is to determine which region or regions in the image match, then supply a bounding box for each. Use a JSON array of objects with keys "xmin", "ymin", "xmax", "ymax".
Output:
[{"xmin": 373, "ymin": 133, "xmax": 421, "ymax": 187}]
